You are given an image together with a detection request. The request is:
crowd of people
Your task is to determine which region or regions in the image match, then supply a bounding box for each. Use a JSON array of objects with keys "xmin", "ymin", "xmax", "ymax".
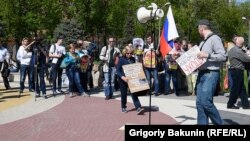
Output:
[{"xmin": 0, "ymin": 19, "xmax": 250, "ymax": 124}]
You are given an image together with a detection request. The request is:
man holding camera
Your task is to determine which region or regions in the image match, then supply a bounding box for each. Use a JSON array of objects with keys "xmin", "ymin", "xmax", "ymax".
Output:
[{"xmin": 30, "ymin": 37, "xmax": 48, "ymax": 98}]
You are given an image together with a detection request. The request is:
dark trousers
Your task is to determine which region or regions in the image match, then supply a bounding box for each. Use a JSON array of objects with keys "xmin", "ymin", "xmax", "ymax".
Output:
[
  {"xmin": 118, "ymin": 78, "xmax": 141, "ymax": 109},
  {"xmin": 2, "ymin": 76, "xmax": 10, "ymax": 89},
  {"xmin": 80, "ymin": 71, "xmax": 88, "ymax": 91},
  {"xmin": 51, "ymin": 63, "xmax": 63, "ymax": 91},
  {"xmin": 228, "ymin": 69, "xmax": 250, "ymax": 107},
  {"xmin": 34, "ymin": 67, "xmax": 46, "ymax": 95},
  {"xmin": 0, "ymin": 62, "xmax": 10, "ymax": 89},
  {"xmin": 87, "ymin": 66, "xmax": 94, "ymax": 88}
]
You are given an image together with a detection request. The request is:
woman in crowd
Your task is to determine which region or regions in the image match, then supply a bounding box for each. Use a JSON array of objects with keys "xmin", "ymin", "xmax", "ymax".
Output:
[
  {"xmin": 116, "ymin": 46, "xmax": 144, "ymax": 115},
  {"xmin": 64, "ymin": 43, "xmax": 88, "ymax": 97}
]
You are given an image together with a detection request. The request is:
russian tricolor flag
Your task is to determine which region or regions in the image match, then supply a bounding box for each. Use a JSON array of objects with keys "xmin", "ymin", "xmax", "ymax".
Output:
[{"xmin": 160, "ymin": 6, "xmax": 179, "ymax": 58}]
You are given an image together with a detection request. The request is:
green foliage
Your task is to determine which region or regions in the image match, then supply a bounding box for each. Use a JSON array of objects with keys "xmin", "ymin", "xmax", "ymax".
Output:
[
  {"xmin": 0, "ymin": 0, "xmax": 250, "ymax": 46},
  {"xmin": 53, "ymin": 18, "xmax": 84, "ymax": 46}
]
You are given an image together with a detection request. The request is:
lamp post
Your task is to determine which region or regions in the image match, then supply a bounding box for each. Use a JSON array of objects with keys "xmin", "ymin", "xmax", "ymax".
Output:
[{"xmin": 242, "ymin": 17, "xmax": 250, "ymax": 46}]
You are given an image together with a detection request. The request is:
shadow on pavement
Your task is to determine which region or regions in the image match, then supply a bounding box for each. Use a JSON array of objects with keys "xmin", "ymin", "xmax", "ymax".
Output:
[
  {"xmin": 0, "ymin": 99, "xmax": 5, "ymax": 102},
  {"xmin": 0, "ymin": 94, "xmax": 30, "ymax": 99},
  {"xmin": 223, "ymin": 119, "xmax": 240, "ymax": 125},
  {"xmin": 175, "ymin": 115, "xmax": 196, "ymax": 124}
]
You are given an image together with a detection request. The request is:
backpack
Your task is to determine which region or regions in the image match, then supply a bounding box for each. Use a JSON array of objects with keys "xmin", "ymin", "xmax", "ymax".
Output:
[
  {"xmin": 47, "ymin": 44, "xmax": 64, "ymax": 67},
  {"xmin": 47, "ymin": 44, "xmax": 56, "ymax": 66}
]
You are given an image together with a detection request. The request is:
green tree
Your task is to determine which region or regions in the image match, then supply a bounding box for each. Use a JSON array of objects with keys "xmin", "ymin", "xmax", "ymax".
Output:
[{"xmin": 53, "ymin": 18, "xmax": 84, "ymax": 46}]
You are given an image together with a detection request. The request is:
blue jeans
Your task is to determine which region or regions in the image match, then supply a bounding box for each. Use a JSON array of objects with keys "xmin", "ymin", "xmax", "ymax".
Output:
[
  {"xmin": 145, "ymin": 68, "xmax": 159, "ymax": 94},
  {"xmin": 196, "ymin": 70, "xmax": 223, "ymax": 125},
  {"xmin": 20, "ymin": 65, "xmax": 32, "ymax": 91},
  {"xmin": 66, "ymin": 68, "xmax": 84, "ymax": 94},
  {"xmin": 164, "ymin": 67, "xmax": 178, "ymax": 94},
  {"xmin": 103, "ymin": 67, "xmax": 116, "ymax": 97}
]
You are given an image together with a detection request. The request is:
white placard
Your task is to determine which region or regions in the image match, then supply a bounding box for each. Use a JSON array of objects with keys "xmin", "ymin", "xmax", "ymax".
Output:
[
  {"xmin": 176, "ymin": 45, "xmax": 207, "ymax": 75},
  {"xmin": 122, "ymin": 63, "xmax": 149, "ymax": 93}
]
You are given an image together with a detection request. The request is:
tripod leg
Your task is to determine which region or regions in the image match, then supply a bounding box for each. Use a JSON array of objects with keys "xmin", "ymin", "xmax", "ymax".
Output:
[{"xmin": 49, "ymin": 81, "xmax": 55, "ymax": 97}]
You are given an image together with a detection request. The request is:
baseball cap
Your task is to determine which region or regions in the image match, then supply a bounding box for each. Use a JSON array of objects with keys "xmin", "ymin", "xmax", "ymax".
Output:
[{"xmin": 197, "ymin": 19, "xmax": 211, "ymax": 27}]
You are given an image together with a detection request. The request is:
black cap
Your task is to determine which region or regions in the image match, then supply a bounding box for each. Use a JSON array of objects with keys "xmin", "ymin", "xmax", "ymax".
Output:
[{"xmin": 197, "ymin": 19, "xmax": 210, "ymax": 27}]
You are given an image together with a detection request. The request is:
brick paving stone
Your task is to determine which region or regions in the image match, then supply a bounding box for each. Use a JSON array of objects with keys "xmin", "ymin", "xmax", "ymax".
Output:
[{"xmin": 0, "ymin": 96, "xmax": 177, "ymax": 141}]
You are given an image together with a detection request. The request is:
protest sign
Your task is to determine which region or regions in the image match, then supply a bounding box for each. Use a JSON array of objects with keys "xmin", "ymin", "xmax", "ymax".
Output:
[
  {"xmin": 176, "ymin": 45, "xmax": 207, "ymax": 75},
  {"xmin": 122, "ymin": 63, "xmax": 149, "ymax": 93}
]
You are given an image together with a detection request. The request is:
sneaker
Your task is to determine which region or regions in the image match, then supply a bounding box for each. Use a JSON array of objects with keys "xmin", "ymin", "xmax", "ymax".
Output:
[
  {"xmin": 136, "ymin": 107, "xmax": 144, "ymax": 115},
  {"xmin": 105, "ymin": 96, "xmax": 110, "ymax": 100},
  {"xmin": 57, "ymin": 90, "xmax": 65, "ymax": 94},
  {"xmin": 242, "ymin": 106, "xmax": 250, "ymax": 109},
  {"xmin": 122, "ymin": 108, "xmax": 128, "ymax": 113},
  {"xmin": 227, "ymin": 105, "xmax": 240, "ymax": 109},
  {"xmin": 43, "ymin": 94, "xmax": 47, "ymax": 99},
  {"xmin": 29, "ymin": 89, "xmax": 34, "ymax": 92},
  {"xmin": 53, "ymin": 90, "xmax": 59, "ymax": 94},
  {"xmin": 6, "ymin": 86, "xmax": 11, "ymax": 90},
  {"xmin": 69, "ymin": 93, "xmax": 73, "ymax": 97},
  {"xmin": 81, "ymin": 92, "xmax": 87, "ymax": 97},
  {"xmin": 35, "ymin": 93, "xmax": 40, "ymax": 97},
  {"xmin": 86, "ymin": 93, "xmax": 90, "ymax": 97}
]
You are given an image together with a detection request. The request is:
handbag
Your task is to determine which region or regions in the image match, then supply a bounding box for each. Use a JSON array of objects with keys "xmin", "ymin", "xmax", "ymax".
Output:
[
  {"xmin": 60, "ymin": 54, "xmax": 70, "ymax": 69},
  {"xmin": 1, "ymin": 60, "xmax": 10, "ymax": 77},
  {"xmin": 1, "ymin": 68, "xmax": 10, "ymax": 77}
]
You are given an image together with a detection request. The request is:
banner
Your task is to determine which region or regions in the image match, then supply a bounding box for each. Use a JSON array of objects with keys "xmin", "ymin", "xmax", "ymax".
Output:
[
  {"xmin": 122, "ymin": 63, "xmax": 149, "ymax": 93},
  {"xmin": 176, "ymin": 45, "xmax": 207, "ymax": 75}
]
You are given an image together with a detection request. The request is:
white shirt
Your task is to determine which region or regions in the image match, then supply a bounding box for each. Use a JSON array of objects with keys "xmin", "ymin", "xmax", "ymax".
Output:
[
  {"xmin": 0, "ymin": 46, "xmax": 9, "ymax": 62},
  {"xmin": 49, "ymin": 44, "xmax": 66, "ymax": 64},
  {"xmin": 17, "ymin": 45, "xmax": 32, "ymax": 65}
]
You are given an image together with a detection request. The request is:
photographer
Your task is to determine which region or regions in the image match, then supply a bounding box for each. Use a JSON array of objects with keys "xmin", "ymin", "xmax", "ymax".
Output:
[{"xmin": 30, "ymin": 37, "xmax": 47, "ymax": 98}]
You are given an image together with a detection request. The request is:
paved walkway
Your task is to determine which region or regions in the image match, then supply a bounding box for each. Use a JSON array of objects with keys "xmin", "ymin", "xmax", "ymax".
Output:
[{"xmin": 0, "ymin": 72, "xmax": 250, "ymax": 141}]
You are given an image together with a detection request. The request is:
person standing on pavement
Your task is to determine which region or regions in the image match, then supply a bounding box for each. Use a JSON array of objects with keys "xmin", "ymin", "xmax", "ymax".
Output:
[
  {"xmin": 116, "ymin": 46, "xmax": 144, "ymax": 114},
  {"xmin": 49, "ymin": 36, "xmax": 66, "ymax": 95},
  {"xmin": 18, "ymin": 37, "xmax": 34, "ymax": 94},
  {"xmin": 196, "ymin": 19, "xmax": 227, "ymax": 125},
  {"xmin": 227, "ymin": 36, "xmax": 250, "ymax": 109},
  {"xmin": 30, "ymin": 37, "xmax": 48, "ymax": 98},
  {"xmin": 143, "ymin": 35, "xmax": 159, "ymax": 96},
  {"xmin": 99, "ymin": 37, "xmax": 120, "ymax": 100},
  {"xmin": 0, "ymin": 41, "xmax": 11, "ymax": 89},
  {"xmin": 65, "ymin": 44, "xmax": 87, "ymax": 97}
]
